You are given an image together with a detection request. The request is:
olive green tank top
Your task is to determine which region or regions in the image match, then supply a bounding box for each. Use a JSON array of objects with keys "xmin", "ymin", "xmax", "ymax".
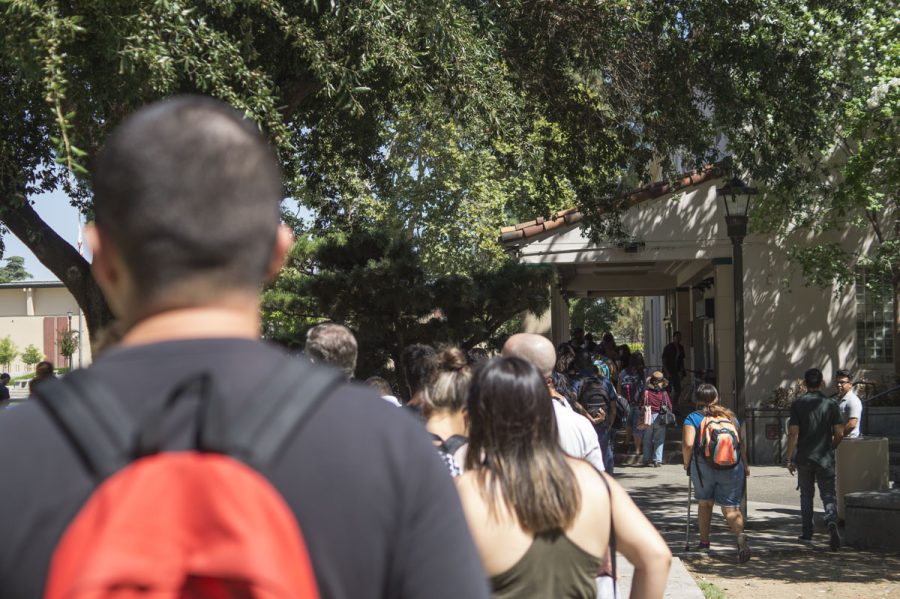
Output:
[{"xmin": 489, "ymin": 531, "xmax": 602, "ymax": 599}]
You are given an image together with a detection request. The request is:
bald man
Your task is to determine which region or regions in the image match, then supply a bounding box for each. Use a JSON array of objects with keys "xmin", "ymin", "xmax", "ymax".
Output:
[{"xmin": 502, "ymin": 334, "xmax": 605, "ymax": 472}]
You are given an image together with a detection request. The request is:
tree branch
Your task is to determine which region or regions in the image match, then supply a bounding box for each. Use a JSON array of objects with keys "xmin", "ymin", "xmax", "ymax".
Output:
[{"xmin": 0, "ymin": 195, "xmax": 113, "ymax": 338}]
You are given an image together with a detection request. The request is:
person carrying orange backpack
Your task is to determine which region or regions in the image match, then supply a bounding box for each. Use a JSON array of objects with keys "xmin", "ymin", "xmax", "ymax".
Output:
[{"xmin": 682, "ymin": 384, "xmax": 751, "ymax": 562}]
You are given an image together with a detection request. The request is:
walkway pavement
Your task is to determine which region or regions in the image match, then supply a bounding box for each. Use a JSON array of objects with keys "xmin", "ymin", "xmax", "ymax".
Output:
[
  {"xmin": 609, "ymin": 462, "xmax": 834, "ymax": 597},
  {"xmin": 616, "ymin": 462, "xmax": 827, "ymax": 556}
]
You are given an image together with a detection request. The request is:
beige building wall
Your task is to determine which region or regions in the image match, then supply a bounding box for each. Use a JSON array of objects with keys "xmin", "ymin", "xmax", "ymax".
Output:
[
  {"xmin": 0, "ymin": 284, "xmax": 93, "ymax": 375},
  {"xmin": 511, "ymin": 176, "xmax": 887, "ymax": 406}
]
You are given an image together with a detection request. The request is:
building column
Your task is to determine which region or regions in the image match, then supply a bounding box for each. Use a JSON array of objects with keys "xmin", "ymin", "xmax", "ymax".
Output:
[
  {"xmin": 714, "ymin": 260, "xmax": 736, "ymax": 410},
  {"xmin": 25, "ymin": 287, "xmax": 34, "ymax": 316},
  {"xmin": 550, "ymin": 282, "xmax": 570, "ymax": 347},
  {"xmin": 676, "ymin": 287, "xmax": 692, "ymax": 370}
]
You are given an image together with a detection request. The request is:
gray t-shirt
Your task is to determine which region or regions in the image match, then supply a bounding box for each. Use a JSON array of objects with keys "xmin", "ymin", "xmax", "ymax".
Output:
[
  {"xmin": 0, "ymin": 338, "xmax": 489, "ymax": 599},
  {"xmin": 839, "ymin": 390, "xmax": 863, "ymax": 438}
]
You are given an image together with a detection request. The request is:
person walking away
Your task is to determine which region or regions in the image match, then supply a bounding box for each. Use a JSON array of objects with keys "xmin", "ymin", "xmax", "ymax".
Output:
[
  {"xmin": 29, "ymin": 361, "xmax": 54, "ymax": 393},
  {"xmin": 364, "ymin": 376, "xmax": 402, "ymax": 407},
  {"xmin": 401, "ymin": 343, "xmax": 438, "ymax": 418},
  {"xmin": 573, "ymin": 352, "xmax": 617, "ymax": 474},
  {"xmin": 0, "ymin": 373, "xmax": 10, "ymax": 407},
  {"xmin": 503, "ymin": 334, "xmax": 605, "ymax": 473},
  {"xmin": 620, "ymin": 354, "xmax": 648, "ymax": 455},
  {"xmin": 640, "ymin": 372, "xmax": 673, "ymax": 467},
  {"xmin": 423, "ymin": 348, "xmax": 472, "ymax": 477},
  {"xmin": 785, "ymin": 368, "xmax": 845, "ymax": 550},
  {"xmin": 0, "ymin": 97, "xmax": 489, "ymax": 599},
  {"xmin": 457, "ymin": 357, "xmax": 671, "ymax": 599},
  {"xmin": 835, "ymin": 369, "xmax": 862, "ymax": 438},
  {"xmin": 682, "ymin": 384, "xmax": 751, "ymax": 561},
  {"xmin": 662, "ymin": 332, "xmax": 686, "ymax": 403},
  {"xmin": 304, "ymin": 322, "xmax": 358, "ymax": 380}
]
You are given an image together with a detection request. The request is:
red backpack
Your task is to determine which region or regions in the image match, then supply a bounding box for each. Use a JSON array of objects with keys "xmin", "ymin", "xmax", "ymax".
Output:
[
  {"xmin": 695, "ymin": 415, "xmax": 741, "ymax": 470},
  {"xmin": 34, "ymin": 361, "xmax": 341, "ymax": 599}
]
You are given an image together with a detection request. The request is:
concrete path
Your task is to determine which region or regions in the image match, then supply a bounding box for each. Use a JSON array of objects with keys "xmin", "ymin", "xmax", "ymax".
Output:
[{"xmin": 608, "ymin": 463, "xmax": 839, "ymax": 597}]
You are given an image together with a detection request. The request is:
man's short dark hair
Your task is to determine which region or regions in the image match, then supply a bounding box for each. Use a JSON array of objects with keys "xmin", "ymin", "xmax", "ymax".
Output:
[
  {"xmin": 835, "ymin": 369, "xmax": 852, "ymax": 381},
  {"xmin": 673, "ymin": 331, "xmax": 682, "ymax": 338},
  {"xmin": 401, "ymin": 344, "xmax": 437, "ymax": 397},
  {"xmin": 92, "ymin": 95, "xmax": 284, "ymax": 304},
  {"xmin": 0, "ymin": 373, "xmax": 9, "ymax": 382},
  {"xmin": 804, "ymin": 368, "xmax": 824, "ymax": 388},
  {"xmin": 305, "ymin": 323, "xmax": 358, "ymax": 379}
]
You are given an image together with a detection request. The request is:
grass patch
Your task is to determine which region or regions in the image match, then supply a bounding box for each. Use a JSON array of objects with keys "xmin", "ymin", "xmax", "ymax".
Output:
[{"xmin": 699, "ymin": 581, "xmax": 727, "ymax": 599}]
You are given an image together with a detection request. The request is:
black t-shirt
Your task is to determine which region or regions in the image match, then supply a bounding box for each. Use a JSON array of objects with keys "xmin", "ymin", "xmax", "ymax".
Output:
[{"xmin": 0, "ymin": 338, "xmax": 489, "ymax": 599}]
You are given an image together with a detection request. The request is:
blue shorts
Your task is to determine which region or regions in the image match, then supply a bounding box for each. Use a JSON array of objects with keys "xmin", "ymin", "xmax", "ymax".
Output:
[{"xmin": 690, "ymin": 458, "xmax": 745, "ymax": 508}]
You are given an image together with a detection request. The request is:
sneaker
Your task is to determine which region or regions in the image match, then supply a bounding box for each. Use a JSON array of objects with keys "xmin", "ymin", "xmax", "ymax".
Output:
[
  {"xmin": 828, "ymin": 521, "xmax": 842, "ymax": 551},
  {"xmin": 736, "ymin": 534, "xmax": 751, "ymax": 563},
  {"xmin": 797, "ymin": 535, "xmax": 813, "ymax": 545},
  {"xmin": 697, "ymin": 540, "xmax": 711, "ymax": 551},
  {"xmin": 653, "ymin": 462, "xmax": 662, "ymax": 468}
]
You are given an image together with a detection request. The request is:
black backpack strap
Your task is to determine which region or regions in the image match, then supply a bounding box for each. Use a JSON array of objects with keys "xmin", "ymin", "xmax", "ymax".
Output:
[
  {"xmin": 34, "ymin": 370, "xmax": 138, "ymax": 483},
  {"xmin": 219, "ymin": 357, "xmax": 344, "ymax": 469},
  {"xmin": 441, "ymin": 434, "xmax": 467, "ymax": 455}
]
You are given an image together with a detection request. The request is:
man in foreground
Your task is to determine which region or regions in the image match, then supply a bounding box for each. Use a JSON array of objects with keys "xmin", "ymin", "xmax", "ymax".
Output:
[
  {"xmin": 785, "ymin": 368, "xmax": 844, "ymax": 550},
  {"xmin": 0, "ymin": 96, "xmax": 488, "ymax": 598}
]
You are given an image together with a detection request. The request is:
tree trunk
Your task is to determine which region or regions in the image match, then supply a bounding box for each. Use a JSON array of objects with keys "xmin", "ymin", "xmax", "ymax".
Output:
[{"xmin": 1, "ymin": 197, "xmax": 114, "ymax": 349}]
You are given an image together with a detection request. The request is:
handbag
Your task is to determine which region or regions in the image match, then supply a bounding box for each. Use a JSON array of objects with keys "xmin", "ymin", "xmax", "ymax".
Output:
[
  {"xmin": 637, "ymin": 395, "xmax": 653, "ymax": 430},
  {"xmin": 658, "ymin": 402, "xmax": 677, "ymax": 427}
]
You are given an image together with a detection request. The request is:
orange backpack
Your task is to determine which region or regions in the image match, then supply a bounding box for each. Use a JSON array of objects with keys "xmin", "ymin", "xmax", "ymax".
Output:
[
  {"xmin": 695, "ymin": 415, "xmax": 741, "ymax": 470},
  {"xmin": 35, "ymin": 362, "xmax": 341, "ymax": 599}
]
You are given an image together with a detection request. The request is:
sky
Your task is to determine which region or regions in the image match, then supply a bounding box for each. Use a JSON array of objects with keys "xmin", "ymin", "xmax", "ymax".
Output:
[{"xmin": 3, "ymin": 189, "xmax": 86, "ymax": 281}]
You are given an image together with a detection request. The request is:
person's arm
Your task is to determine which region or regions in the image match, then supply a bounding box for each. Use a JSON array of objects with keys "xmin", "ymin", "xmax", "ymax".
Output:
[
  {"xmin": 682, "ymin": 424, "xmax": 695, "ymax": 471},
  {"xmin": 577, "ymin": 416, "xmax": 606, "ymax": 472},
  {"xmin": 844, "ymin": 397, "xmax": 862, "ymax": 436},
  {"xmin": 832, "ymin": 424, "xmax": 844, "ymax": 449},
  {"xmin": 603, "ymin": 473, "xmax": 671, "ymax": 598},
  {"xmin": 785, "ymin": 424, "xmax": 800, "ymax": 474}
]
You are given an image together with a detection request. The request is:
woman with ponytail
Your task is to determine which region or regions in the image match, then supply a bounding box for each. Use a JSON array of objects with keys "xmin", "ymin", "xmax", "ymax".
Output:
[
  {"xmin": 682, "ymin": 384, "xmax": 751, "ymax": 562},
  {"xmin": 423, "ymin": 347, "xmax": 472, "ymax": 476},
  {"xmin": 457, "ymin": 357, "xmax": 671, "ymax": 598}
]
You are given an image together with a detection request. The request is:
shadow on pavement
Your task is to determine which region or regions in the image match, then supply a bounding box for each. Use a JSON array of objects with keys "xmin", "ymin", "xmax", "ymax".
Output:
[{"xmin": 685, "ymin": 550, "xmax": 900, "ymax": 584}]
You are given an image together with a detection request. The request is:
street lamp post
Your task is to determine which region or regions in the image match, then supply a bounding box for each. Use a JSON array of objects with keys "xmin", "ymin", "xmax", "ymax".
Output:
[
  {"xmin": 717, "ymin": 177, "xmax": 756, "ymax": 419},
  {"xmin": 718, "ymin": 177, "xmax": 756, "ymax": 521}
]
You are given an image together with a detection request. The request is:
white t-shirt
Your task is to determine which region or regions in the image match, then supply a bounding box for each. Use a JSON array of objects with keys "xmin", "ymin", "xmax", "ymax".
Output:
[
  {"xmin": 382, "ymin": 395, "xmax": 403, "ymax": 407},
  {"xmin": 839, "ymin": 390, "xmax": 863, "ymax": 438},
  {"xmin": 552, "ymin": 396, "xmax": 605, "ymax": 472}
]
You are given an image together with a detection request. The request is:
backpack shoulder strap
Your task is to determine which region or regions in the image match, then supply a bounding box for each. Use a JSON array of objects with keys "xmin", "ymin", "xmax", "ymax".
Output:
[
  {"xmin": 34, "ymin": 370, "xmax": 139, "ymax": 482},
  {"xmin": 217, "ymin": 356, "xmax": 344, "ymax": 470},
  {"xmin": 442, "ymin": 434, "xmax": 467, "ymax": 455}
]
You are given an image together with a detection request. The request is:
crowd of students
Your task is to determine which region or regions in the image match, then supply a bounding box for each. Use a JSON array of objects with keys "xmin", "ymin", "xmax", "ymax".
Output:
[{"xmin": 316, "ymin": 327, "xmax": 674, "ymax": 598}]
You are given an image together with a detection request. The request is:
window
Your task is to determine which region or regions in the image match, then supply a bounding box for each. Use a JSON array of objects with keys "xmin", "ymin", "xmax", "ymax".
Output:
[{"xmin": 856, "ymin": 272, "xmax": 894, "ymax": 364}]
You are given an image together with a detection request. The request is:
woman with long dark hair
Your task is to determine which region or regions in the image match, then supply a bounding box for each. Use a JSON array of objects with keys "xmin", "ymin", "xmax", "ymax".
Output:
[
  {"xmin": 681, "ymin": 384, "xmax": 751, "ymax": 562},
  {"xmin": 457, "ymin": 357, "xmax": 671, "ymax": 598}
]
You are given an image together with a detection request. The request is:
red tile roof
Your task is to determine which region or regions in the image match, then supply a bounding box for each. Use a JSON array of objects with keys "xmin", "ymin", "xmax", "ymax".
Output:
[{"xmin": 499, "ymin": 165, "xmax": 723, "ymax": 244}]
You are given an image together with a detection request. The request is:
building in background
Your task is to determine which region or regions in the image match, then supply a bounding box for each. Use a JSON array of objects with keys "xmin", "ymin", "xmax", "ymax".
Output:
[{"xmin": 0, "ymin": 281, "xmax": 92, "ymax": 374}]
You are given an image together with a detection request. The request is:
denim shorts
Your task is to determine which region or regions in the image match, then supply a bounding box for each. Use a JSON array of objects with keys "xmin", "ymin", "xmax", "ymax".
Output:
[{"xmin": 689, "ymin": 457, "xmax": 745, "ymax": 508}]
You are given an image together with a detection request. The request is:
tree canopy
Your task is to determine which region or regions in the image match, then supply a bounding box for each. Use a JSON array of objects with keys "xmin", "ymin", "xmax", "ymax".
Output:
[
  {"xmin": 0, "ymin": 256, "xmax": 31, "ymax": 283},
  {"xmin": 263, "ymin": 229, "xmax": 552, "ymax": 381},
  {"xmin": 0, "ymin": 0, "xmax": 895, "ymax": 345}
]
